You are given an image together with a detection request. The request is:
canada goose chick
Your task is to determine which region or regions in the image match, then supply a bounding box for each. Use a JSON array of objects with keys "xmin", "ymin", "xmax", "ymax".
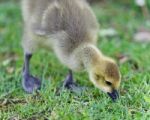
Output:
[{"xmin": 21, "ymin": 0, "xmax": 121, "ymax": 101}]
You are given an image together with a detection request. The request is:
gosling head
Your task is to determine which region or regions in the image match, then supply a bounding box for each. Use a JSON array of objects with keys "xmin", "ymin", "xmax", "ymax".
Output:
[{"xmin": 89, "ymin": 57, "xmax": 121, "ymax": 101}]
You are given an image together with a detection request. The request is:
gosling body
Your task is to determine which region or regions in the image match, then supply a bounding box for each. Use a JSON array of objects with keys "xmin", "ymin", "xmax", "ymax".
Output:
[{"xmin": 22, "ymin": 0, "xmax": 98, "ymax": 71}]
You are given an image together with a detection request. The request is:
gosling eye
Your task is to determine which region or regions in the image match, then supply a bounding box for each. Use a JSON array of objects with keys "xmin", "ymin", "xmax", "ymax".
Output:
[{"xmin": 105, "ymin": 81, "xmax": 112, "ymax": 86}]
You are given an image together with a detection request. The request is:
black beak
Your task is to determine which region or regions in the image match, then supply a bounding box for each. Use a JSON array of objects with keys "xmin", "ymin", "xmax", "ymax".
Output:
[{"xmin": 107, "ymin": 90, "xmax": 119, "ymax": 102}]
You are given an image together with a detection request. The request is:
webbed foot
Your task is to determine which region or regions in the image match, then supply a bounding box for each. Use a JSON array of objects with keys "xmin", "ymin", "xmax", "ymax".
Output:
[
  {"xmin": 22, "ymin": 53, "xmax": 41, "ymax": 93},
  {"xmin": 63, "ymin": 70, "xmax": 85, "ymax": 93},
  {"xmin": 22, "ymin": 74, "xmax": 41, "ymax": 93}
]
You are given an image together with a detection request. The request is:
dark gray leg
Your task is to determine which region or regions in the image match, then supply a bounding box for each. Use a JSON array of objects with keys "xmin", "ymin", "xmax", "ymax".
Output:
[
  {"xmin": 63, "ymin": 70, "xmax": 80, "ymax": 91},
  {"xmin": 22, "ymin": 54, "xmax": 41, "ymax": 93}
]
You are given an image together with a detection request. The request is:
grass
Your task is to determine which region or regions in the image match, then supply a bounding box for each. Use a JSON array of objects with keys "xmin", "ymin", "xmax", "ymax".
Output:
[{"xmin": 0, "ymin": 1, "xmax": 150, "ymax": 120}]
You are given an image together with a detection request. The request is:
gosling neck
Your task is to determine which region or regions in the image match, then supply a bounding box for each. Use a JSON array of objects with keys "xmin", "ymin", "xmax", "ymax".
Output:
[{"xmin": 76, "ymin": 44, "xmax": 105, "ymax": 71}]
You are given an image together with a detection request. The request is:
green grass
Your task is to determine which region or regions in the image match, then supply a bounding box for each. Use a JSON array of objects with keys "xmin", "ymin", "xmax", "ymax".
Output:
[{"xmin": 0, "ymin": 1, "xmax": 150, "ymax": 120}]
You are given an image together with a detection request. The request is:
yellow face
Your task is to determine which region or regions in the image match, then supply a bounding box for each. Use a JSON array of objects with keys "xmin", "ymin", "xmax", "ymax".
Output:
[{"xmin": 89, "ymin": 60, "xmax": 121, "ymax": 101}]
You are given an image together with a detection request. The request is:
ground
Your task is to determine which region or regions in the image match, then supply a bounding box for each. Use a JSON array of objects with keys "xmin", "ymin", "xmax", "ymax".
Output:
[{"xmin": 0, "ymin": 1, "xmax": 150, "ymax": 120}]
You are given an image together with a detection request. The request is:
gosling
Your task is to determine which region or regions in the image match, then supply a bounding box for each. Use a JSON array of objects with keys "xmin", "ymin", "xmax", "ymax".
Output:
[{"xmin": 21, "ymin": 0, "xmax": 121, "ymax": 101}]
